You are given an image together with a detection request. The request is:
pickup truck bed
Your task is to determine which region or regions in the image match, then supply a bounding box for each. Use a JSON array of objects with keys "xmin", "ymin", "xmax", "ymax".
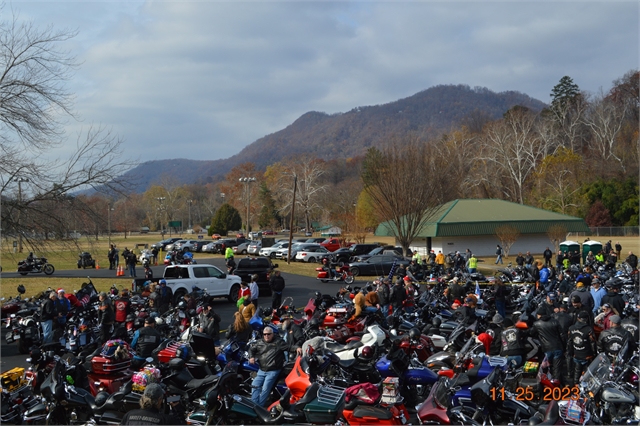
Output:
[{"xmin": 233, "ymin": 257, "xmax": 278, "ymax": 296}]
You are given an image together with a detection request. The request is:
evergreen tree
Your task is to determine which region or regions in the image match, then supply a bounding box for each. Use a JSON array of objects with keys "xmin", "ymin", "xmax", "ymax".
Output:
[
  {"xmin": 209, "ymin": 204, "xmax": 242, "ymax": 236},
  {"xmin": 550, "ymin": 76, "xmax": 580, "ymax": 110}
]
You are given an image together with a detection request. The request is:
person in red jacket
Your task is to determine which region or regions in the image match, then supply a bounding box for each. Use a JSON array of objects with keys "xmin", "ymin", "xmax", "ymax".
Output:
[
  {"xmin": 65, "ymin": 290, "xmax": 83, "ymax": 308},
  {"xmin": 114, "ymin": 289, "xmax": 131, "ymax": 325}
]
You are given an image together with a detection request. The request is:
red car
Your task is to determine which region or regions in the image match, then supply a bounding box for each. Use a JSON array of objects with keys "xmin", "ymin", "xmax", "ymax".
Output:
[
  {"xmin": 262, "ymin": 230, "xmax": 276, "ymax": 235},
  {"xmin": 211, "ymin": 234, "xmax": 221, "ymax": 240}
]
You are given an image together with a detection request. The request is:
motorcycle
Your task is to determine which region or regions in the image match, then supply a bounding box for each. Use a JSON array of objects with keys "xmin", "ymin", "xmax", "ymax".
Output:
[
  {"xmin": 316, "ymin": 264, "xmax": 355, "ymax": 284},
  {"xmin": 0, "ymin": 367, "xmax": 38, "ymax": 425},
  {"xmin": 17, "ymin": 257, "xmax": 54, "ymax": 275},
  {"xmin": 77, "ymin": 252, "xmax": 96, "ymax": 269},
  {"xmin": 5, "ymin": 309, "xmax": 42, "ymax": 354},
  {"xmin": 1, "ymin": 285, "xmax": 27, "ymax": 318}
]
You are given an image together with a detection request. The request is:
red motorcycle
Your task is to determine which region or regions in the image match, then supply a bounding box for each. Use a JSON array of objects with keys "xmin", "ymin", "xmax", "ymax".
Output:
[
  {"xmin": 87, "ymin": 340, "xmax": 134, "ymax": 396},
  {"xmin": 316, "ymin": 264, "xmax": 355, "ymax": 284}
]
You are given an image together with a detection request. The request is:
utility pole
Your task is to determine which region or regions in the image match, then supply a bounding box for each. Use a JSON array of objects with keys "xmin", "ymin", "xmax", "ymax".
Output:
[
  {"xmin": 13, "ymin": 178, "xmax": 29, "ymax": 253},
  {"xmin": 108, "ymin": 205, "xmax": 115, "ymax": 246},
  {"xmin": 238, "ymin": 177, "xmax": 256, "ymax": 234},
  {"xmin": 156, "ymin": 197, "xmax": 166, "ymax": 237},
  {"xmin": 187, "ymin": 199, "xmax": 193, "ymax": 230}
]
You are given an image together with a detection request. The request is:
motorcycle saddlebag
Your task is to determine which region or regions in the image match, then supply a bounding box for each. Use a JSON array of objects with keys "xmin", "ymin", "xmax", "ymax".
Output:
[
  {"xmin": 303, "ymin": 386, "xmax": 345, "ymax": 424},
  {"xmin": 91, "ymin": 355, "xmax": 131, "ymax": 374}
]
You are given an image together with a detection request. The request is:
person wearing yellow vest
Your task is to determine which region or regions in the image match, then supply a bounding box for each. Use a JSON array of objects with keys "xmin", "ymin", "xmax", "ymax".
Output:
[{"xmin": 468, "ymin": 254, "xmax": 478, "ymax": 273}]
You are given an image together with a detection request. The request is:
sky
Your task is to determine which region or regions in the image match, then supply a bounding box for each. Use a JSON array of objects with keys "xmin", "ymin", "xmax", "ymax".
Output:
[{"xmin": 10, "ymin": 0, "xmax": 640, "ymax": 163}]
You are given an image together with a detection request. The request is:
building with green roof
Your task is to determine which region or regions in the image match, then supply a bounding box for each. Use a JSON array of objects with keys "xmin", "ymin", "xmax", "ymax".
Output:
[{"xmin": 374, "ymin": 199, "xmax": 590, "ymax": 257}]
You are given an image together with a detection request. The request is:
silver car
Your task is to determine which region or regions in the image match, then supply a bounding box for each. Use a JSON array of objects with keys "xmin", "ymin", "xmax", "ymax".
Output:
[
  {"xmin": 233, "ymin": 240, "xmax": 257, "ymax": 255},
  {"xmin": 247, "ymin": 241, "xmax": 262, "ymax": 255},
  {"xmin": 259, "ymin": 241, "xmax": 289, "ymax": 259}
]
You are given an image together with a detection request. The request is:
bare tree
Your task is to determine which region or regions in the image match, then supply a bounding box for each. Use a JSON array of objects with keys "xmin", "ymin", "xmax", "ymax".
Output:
[
  {"xmin": 583, "ymin": 93, "xmax": 629, "ymax": 172},
  {"xmin": 546, "ymin": 224, "xmax": 567, "ymax": 252},
  {"xmin": 495, "ymin": 225, "xmax": 520, "ymax": 258},
  {"xmin": 478, "ymin": 108, "xmax": 545, "ymax": 204},
  {"xmin": 361, "ymin": 136, "xmax": 456, "ymax": 256}
]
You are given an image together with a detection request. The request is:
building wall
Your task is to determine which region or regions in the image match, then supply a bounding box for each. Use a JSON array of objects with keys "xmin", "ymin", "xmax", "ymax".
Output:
[{"xmin": 408, "ymin": 234, "xmax": 554, "ymax": 258}]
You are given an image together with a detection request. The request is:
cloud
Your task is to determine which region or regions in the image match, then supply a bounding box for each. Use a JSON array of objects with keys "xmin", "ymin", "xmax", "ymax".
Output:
[{"xmin": 12, "ymin": 1, "xmax": 639, "ymax": 163}]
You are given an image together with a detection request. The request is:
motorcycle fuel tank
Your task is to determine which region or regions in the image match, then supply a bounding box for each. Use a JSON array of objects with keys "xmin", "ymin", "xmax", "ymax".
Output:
[{"xmin": 602, "ymin": 386, "xmax": 636, "ymax": 404}]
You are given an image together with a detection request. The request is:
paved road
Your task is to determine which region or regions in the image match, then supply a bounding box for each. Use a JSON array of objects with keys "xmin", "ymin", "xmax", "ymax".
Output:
[{"xmin": 0, "ymin": 258, "xmax": 373, "ymax": 373}]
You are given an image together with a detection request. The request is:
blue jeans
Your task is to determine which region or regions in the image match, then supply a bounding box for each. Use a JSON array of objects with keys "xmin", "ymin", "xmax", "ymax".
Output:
[
  {"xmin": 364, "ymin": 307, "xmax": 379, "ymax": 314},
  {"xmin": 495, "ymin": 255, "xmax": 503, "ymax": 264},
  {"xmin": 251, "ymin": 369, "xmax": 281, "ymax": 407},
  {"xmin": 506, "ymin": 355, "xmax": 523, "ymax": 368},
  {"xmin": 468, "ymin": 268, "xmax": 476, "ymax": 273},
  {"xmin": 545, "ymin": 349, "xmax": 563, "ymax": 382},
  {"xmin": 42, "ymin": 319, "xmax": 53, "ymax": 344},
  {"xmin": 128, "ymin": 264, "xmax": 136, "ymax": 277},
  {"xmin": 495, "ymin": 300, "xmax": 506, "ymax": 320}
]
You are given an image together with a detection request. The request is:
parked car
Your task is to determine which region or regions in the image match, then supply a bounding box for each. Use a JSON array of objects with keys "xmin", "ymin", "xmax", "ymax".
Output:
[
  {"xmin": 165, "ymin": 239, "xmax": 186, "ymax": 252},
  {"xmin": 233, "ymin": 240, "xmax": 257, "ymax": 255},
  {"xmin": 193, "ymin": 240, "xmax": 209, "ymax": 253},
  {"xmin": 320, "ymin": 238, "xmax": 352, "ymax": 252},
  {"xmin": 211, "ymin": 234, "xmax": 222, "ymax": 240},
  {"xmin": 163, "ymin": 264, "xmax": 242, "ymax": 304},
  {"xmin": 248, "ymin": 231, "xmax": 263, "ymax": 240},
  {"xmin": 151, "ymin": 237, "xmax": 181, "ymax": 252},
  {"xmin": 352, "ymin": 245, "xmax": 404, "ymax": 262},
  {"xmin": 212, "ymin": 238, "xmax": 247, "ymax": 254},
  {"xmin": 262, "ymin": 230, "xmax": 276, "ymax": 235},
  {"xmin": 305, "ymin": 237, "xmax": 325, "ymax": 244},
  {"xmin": 348, "ymin": 255, "xmax": 408, "ymax": 277},
  {"xmin": 174, "ymin": 239, "xmax": 200, "ymax": 252},
  {"xmin": 259, "ymin": 241, "xmax": 290, "ymax": 259},
  {"xmin": 202, "ymin": 242, "xmax": 216, "ymax": 253},
  {"xmin": 247, "ymin": 241, "xmax": 262, "ymax": 255},
  {"xmin": 295, "ymin": 246, "xmax": 332, "ymax": 263},
  {"xmin": 276, "ymin": 243, "xmax": 322, "ymax": 261},
  {"xmin": 305, "ymin": 231, "xmax": 313, "ymax": 237}
]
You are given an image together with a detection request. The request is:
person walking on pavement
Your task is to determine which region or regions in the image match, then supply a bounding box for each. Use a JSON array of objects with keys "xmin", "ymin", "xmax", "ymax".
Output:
[
  {"xmin": 495, "ymin": 245, "xmax": 503, "ymax": 265},
  {"xmin": 531, "ymin": 311, "xmax": 566, "ymax": 385},
  {"xmin": 269, "ymin": 270, "xmax": 285, "ymax": 311},
  {"xmin": 249, "ymin": 326, "xmax": 288, "ymax": 406}
]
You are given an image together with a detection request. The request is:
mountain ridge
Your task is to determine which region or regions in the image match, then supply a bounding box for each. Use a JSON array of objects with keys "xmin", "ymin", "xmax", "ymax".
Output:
[{"xmin": 119, "ymin": 84, "xmax": 547, "ymax": 192}]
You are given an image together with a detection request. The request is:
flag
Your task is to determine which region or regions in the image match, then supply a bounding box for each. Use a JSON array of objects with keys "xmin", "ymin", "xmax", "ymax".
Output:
[
  {"xmin": 388, "ymin": 259, "xmax": 398, "ymax": 281},
  {"xmin": 475, "ymin": 281, "xmax": 481, "ymax": 298}
]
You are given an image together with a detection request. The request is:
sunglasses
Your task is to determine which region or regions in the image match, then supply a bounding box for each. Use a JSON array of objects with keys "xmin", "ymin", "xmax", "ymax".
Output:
[{"xmin": 263, "ymin": 332, "xmax": 273, "ymax": 336}]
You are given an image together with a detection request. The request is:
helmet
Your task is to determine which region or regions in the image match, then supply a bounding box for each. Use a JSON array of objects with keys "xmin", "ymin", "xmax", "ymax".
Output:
[
  {"xmin": 159, "ymin": 279, "xmax": 167, "ymax": 285},
  {"xmin": 315, "ymin": 291, "xmax": 322, "ymax": 299},
  {"xmin": 95, "ymin": 391, "xmax": 109, "ymax": 407},
  {"xmin": 17, "ymin": 285, "xmax": 26, "ymax": 294},
  {"xmin": 322, "ymin": 258, "xmax": 328, "ymax": 264},
  {"xmin": 126, "ymin": 314, "xmax": 135, "ymax": 322},
  {"xmin": 309, "ymin": 317, "xmax": 321, "ymax": 328},
  {"xmin": 409, "ymin": 328, "xmax": 421, "ymax": 341},
  {"xmin": 360, "ymin": 346, "xmax": 374, "ymax": 360},
  {"xmin": 432, "ymin": 317, "xmax": 442, "ymax": 328}
]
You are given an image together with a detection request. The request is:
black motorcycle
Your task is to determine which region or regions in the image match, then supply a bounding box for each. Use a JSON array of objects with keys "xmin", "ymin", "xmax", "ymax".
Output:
[
  {"xmin": 77, "ymin": 252, "xmax": 96, "ymax": 269},
  {"xmin": 17, "ymin": 257, "xmax": 54, "ymax": 276}
]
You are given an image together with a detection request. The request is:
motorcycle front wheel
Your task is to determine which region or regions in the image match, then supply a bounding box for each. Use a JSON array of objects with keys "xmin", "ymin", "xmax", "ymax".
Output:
[
  {"xmin": 43, "ymin": 264, "xmax": 55, "ymax": 275},
  {"xmin": 344, "ymin": 275, "xmax": 355, "ymax": 284},
  {"xmin": 19, "ymin": 271, "xmax": 28, "ymax": 276}
]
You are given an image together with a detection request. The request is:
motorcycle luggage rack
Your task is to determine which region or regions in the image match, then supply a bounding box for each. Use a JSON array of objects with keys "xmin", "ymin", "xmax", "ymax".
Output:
[{"xmin": 316, "ymin": 385, "xmax": 345, "ymax": 406}]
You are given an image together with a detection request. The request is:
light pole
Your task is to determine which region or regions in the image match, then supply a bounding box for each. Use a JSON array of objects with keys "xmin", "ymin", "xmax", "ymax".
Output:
[
  {"xmin": 238, "ymin": 177, "xmax": 256, "ymax": 234},
  {"xmin": 156, "ymin": 197, "xmax": 166, "ymax": 237},
  {"xmin": 108, "ymin": 205, "xmax": 115, "ymax": 246},
  {"xmin": 187, "ymin": 199, "xmax": 193, "ymax": 230},
  {"xmin": 287, "ymin": 175, "xmax": 298, "ymax": 265},
  {"xmin": 13, "ymin": 178, "xmax": 29, "ymax": 253}
]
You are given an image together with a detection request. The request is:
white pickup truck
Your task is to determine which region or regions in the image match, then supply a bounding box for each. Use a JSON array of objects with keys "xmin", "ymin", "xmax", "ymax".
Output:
[{"xmin": 162, "ymin": 264, "xmax": 242, "ymax": 304}]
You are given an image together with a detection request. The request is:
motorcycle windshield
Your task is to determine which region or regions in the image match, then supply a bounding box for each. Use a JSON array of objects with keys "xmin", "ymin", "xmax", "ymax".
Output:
[{"xmin": 580, "ymin": 353, "xmax": 610, "ymax": 395}]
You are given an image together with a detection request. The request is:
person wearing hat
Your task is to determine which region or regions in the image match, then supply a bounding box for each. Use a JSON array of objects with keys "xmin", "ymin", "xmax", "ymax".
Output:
[
  {"xmin": 537, "ymin": 292, "xmax": 558, "ymax": 318},
  {"xmin": 198, "ymin": 303, "xmax": 221, "ymax": 344},
  {"xmin": 458, "ymin": 296, "xmax": 477, "ymax": 326},
  {"xmin": 567, "ymin": 310, "xmax": 597, "ymax": 385},
  {"xmin": 121, "ymin": 382, "xmax": 184, "ymax": 425},
  {"xmin": 98, "ymin": 292, "xmax": 115, "ymax": 343},
  {"xmin": 488, "ymin": 314, "xmax": 504, "ymax": 355},
  {"xmin": 597, "ymin": 315, "xmax": 635, "ymax": 362},
  {"xmin": 595, "ymin": 304, "xmax": 616, "ymax": 330},
  {"xmin": 131, "ymin": 316, "xmax": 162, "ymax": 368},
  {"xmin": 530, "ymin": 310, "xmax": 566, "ymax": 386},
  {"xmin": 402, "ymin": 276, "xmax": 417, "ymax": 314},
  {"xmin": 156, "ymin": 279, "xmax": 173, "ymax": 314},
  {"xmin": 569, "ymin": 295, "xmax": 594, "ymax": 327},
  {"xmin": 569, "ymin": 282, "xmax": 595, "ymax": 312},
  {"xmin": 557, "ymin": 272, "xmax": 571, "ymax": 298},
  {"xmin": 40, "ymin": 291, "xmax": 58, "ymax": 344},
  {"xmin": 500, "ymin": 318, "xmax": 527, "ymax": 367},
  {"xmin": 445, "ymin": 277, "xmax": 465, "ymax": 305},
  {"xmin": 601, "ymin": 284, "xmax": 625, "ymax": 317},
  {"xmin": 590, "ymin": 278, "xmax": 607, "ymax": 315}
]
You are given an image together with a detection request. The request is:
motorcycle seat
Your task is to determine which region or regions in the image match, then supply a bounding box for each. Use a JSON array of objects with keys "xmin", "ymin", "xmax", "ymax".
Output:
[
  {"xmin": 352, "ymin": 405, "xmax": 393, "ymax": 420},
  {"xmin": 293, "ymin": 382, "xmax": 320, "ymax": 409},
  {"xmin": 185, "ymin": 375, "xmax": 218, "ymax": 390}
]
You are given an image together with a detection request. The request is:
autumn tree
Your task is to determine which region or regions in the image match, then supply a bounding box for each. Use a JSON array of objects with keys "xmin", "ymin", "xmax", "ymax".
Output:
[
  {"xmin": 361, "ymin": 136, "xmax": 456, "ymax": 256},
  {"xmin": 548, "ymin": 76, "xmax": 588, "ymax": 152},
  {"xmin": 495, "ymin": 225, "xmax": 520, "ymax": 258},
  {"xmin": 585, "ymin": 200, "xmax": 612, "ymax": 227}
]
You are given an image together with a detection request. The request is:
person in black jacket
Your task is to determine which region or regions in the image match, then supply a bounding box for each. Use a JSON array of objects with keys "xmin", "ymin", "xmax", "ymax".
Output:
[
  {"xmin": 198, "ymin": 303, "xmax": 221, "ymax": 345},
  {"xmin": 569, "ymin": 296, "xmax": 594, "ymax": 327},
  {"xmin": 97, "ymin": 292, "xmax": 115, "ymax": 343},
  {"xmin": 567, "ymin": 311, "xmax": 596, "ymax": 385},
  {"xmin": 280, "ymin": 314, "xmax": 304, "ymax": 360},
  {"xmin": 40, "ymin": 291, "xmax": 57, "ymax": 344},
  {"xmin": 269, "ymin": 270, "xmax": 285, "ymax": 310},
  {"xmin": 249, "ymin": 327, "xmax": 288, "ymax": 406},
  {"xmin": 597, "ymin": 315, "xmax": 635, "ymax": 362},
  {"xmin": 500, "ymin": 318, "xmax": 526, "ymax": 368},
  {"xmin": 131, "ymin": 317, "xmax": 163, "ymax": 367},
  {"xmin": 543, "ymin": 247, "xmax": 553, "ymax": 267},
  {"xmin": 494, "ymin": 279, "xmax": 508, "ymax": 320},
  {"xmin": 390, "ymin": 279, "xmax": 407, "ymax": 314},
  {"xmin": 458, "ymin": 296, "xmax": 477, "ymax": 326},
  {"xmin": 530, "ymin": 312, "xmax": 566, "ymax": 385},
  {"xmin": 515, "ymin": 253, "xmax": 525, "ymax": 267},
  {"xmin": 445, "ymin": 277, "xmax": 465, "ymax": 305},
  {"xmin": 225, "ymin": 312, "xmax": 252, "ymax": 343},
  {"xmin": 625, "ymin": 251, "xmax": 638, "ymax": 269},
  {"xmin": 156, "ymin": 280, "xmax": 173, "ymax": 314},
  {"xmin": 601, "ymin": 285, "xmax": 625, "ymax": 317},
  {"xmin": 121, "ymin": 383, "xmax": 184, "ymax": 425}
]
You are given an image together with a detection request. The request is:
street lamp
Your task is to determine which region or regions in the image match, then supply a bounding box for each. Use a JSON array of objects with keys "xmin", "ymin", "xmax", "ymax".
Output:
[
  {"xmin": 156, "ymin": 197, "xmax": 166, "ymax": 237},
  {"xmin": 13, "ymin": 178, "xmax": 29, "ymax": 253},
  {"xmin": 238, "ymin": 177, "xmax": 256, "ymax": 234},
  {"xmin": 187, "ymin": 199, "xmax": 193, "ymax": 230}
]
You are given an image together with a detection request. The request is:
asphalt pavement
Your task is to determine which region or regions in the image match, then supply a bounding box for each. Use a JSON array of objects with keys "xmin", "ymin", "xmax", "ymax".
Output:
[{"xmin": 0, "ymin": 258, "xmax": 372, "ymax": 373}]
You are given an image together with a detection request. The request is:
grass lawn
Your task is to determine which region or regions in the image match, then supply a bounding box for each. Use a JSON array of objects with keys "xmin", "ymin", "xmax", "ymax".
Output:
[{"xmin": 1, "ymin": 233, "xmax": 637, "ymax": 299}]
